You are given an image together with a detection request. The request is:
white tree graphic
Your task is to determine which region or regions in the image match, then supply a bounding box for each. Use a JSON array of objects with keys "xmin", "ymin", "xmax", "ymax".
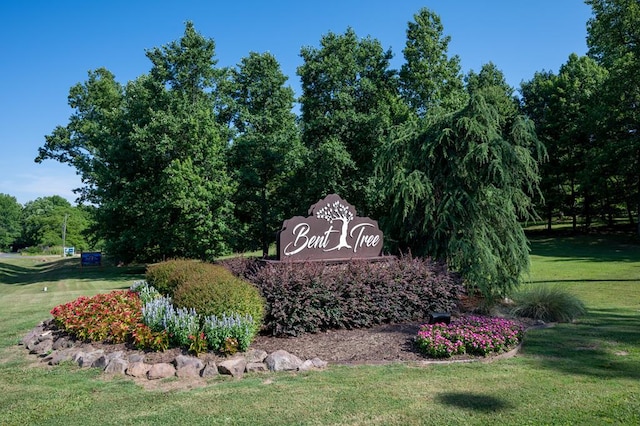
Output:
[{"xmin": 316, "ymin": 200, "xmax": 354, "ymax": 250}]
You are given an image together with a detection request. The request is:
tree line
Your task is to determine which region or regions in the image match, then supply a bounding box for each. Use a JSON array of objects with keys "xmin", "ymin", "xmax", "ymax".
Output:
[
  {"xmin": 0, "ymin": 194, "xmax": 93, "ymax": 254},
  {"xmin": 521, "ymin": 0, "xmax": 640, "ymax": 234},
  {"xmin": 19, "ymin": 1, "xmax": 638, "ymax": 298}
]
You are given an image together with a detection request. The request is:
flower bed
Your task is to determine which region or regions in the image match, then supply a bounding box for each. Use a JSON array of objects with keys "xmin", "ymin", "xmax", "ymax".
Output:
[
  {"xmin": 50, "ymin": 282, "xmax": 256, "ymax": 355},
  {"xmin": 416, "ymin": 316, "xmax": 524, "ymax": 358}
]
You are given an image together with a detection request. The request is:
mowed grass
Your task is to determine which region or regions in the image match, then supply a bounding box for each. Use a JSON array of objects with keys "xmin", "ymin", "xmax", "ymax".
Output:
[{"xmin": 0, "ymin": 234, "xmax": 639, "ymax": 426}]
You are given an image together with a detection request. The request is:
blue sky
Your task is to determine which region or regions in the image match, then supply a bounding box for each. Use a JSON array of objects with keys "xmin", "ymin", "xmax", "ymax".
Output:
[{"xmin": 0, "ymin": 0, "xmax": 592, "ymax": 205}]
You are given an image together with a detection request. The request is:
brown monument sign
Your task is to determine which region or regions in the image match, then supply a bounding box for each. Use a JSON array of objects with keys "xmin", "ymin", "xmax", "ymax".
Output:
[{"xmin": 277, "ymin": 194, "xmax": 384, "ymax": 261}]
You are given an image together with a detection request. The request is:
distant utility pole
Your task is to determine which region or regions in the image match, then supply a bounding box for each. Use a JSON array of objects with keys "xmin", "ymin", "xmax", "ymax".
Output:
[{"xmin": 62, "ymin": 213, "xmax": 68, "ymax": 257}]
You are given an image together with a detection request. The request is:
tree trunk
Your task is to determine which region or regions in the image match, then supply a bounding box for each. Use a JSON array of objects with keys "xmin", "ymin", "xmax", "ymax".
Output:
[
  {"xmin": 261, "ymin": 187, "xmax": 269, "ymax": 258},
  {"xmin": 637, "ymin": 168, "xmax": 640, "ymax": 238},
  {"xmin": 571, "ymin": 179, "xmax": 577, "ymax": 231}
]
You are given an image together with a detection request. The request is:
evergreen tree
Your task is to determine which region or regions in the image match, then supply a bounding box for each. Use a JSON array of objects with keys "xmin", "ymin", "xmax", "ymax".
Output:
[{"xmin": 380, "ymin": 62, "xmax": 544, "ymax": 298}]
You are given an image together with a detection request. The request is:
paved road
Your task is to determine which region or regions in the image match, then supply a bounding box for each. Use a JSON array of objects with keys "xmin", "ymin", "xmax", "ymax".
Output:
[{"xmin": 0, "ymin": 253, "xmax": 21, "ymax": 258}]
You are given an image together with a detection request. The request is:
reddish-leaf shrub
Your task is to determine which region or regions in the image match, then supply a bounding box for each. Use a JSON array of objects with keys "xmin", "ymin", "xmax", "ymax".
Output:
[{"xmin": 227, "ymin": 255, "xmax": 463, "ymax": 336}]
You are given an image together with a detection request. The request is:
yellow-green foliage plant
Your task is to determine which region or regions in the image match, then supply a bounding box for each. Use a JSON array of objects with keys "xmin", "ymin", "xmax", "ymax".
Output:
[
  {"xmin": 144, "ymin": 258, "xmax": 208, "ymax": 297},
  {"xmin": 172, "ymin": 263, "xmax": 265, "ymax": 334}
]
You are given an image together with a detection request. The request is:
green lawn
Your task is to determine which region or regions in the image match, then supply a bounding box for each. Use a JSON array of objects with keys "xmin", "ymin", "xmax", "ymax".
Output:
[{"xmin": 0, "ymin": 235, "xmax": 639, "ymax": 425}]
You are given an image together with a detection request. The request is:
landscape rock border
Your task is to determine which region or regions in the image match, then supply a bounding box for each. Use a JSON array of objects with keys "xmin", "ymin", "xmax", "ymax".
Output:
[
  {"xmin": 20, "ymin": 317, "xmax": 530, "ymax": 382},
  {"xmin": 20, "ymin": 319, "xmax": 328, "ymax": 381}
]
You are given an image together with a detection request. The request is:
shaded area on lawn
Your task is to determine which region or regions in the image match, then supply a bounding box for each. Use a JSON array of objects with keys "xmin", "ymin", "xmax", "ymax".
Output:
[
  {"xmin": 521, "ymin": 308, "xmax": 640, "ymax": 379},
  {"xmin": 528, "ymin": 232, "xmax": 640, "ymax": 263},
  {"xmin": 435, "ymin": 392, "xmax": 515, "ymax": 413},
  {"xmin": 0, "ymin": 257, "xmax": 144, "ymax": 286}
]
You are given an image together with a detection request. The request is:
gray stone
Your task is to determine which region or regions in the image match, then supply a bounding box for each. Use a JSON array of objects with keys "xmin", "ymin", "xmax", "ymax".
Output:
[
  {"xmin": 147, "ymin": 362, "xmax": 176, "ymax": 380},
  {"xmin": 176, "ymin": 365, "xmax": 201, "ymax": 378},
  {"xmin": 246, "ymin": 362, "xmax": 268, "ymax": 373},
  {"xmin": 298, "ymin": 360, "xmax": 315, "ymax": 371},
  {"xmin": 311, "ymin": 357, "xmax": 328, "ymax": 369},
  {"xmin": 218, "ymin": 357, "xmax": 247, "ymax": 378},
  {"xmin": 244, "ymin": 349, "xmax": 268, "ymax": 364},
  {"xmin": 128, "ymin": 353, "xmax": 145, "ymax": 363},
  {"xmin": 264, "ymin": 350, "xmax": 303, "ymax": 372},
  {"xmin": 51, "ymin": 337, "xmax": 74, "ymax": 350},
  {"xmin": 106, "ymin": 351, "xmax": 124, "ymax": 361},
  {"xmin": 46, "ymin": 349, "xmax": 75, "ymax": 365},
  {"xmin": 200, "ymin": 361, "xmax": 219, "ymax": 378},
  {"xmin": 29, "ymin": 339, "xmax": 53, "ymax": 356},
  {"xmin": 174, "ymin": 355, "xmax": 204, "ymax": 370},
  {"xmin": 38, "ymin": 331, "xmax": 54, "ymax": 341},
  {"xmin": 20, "ymin": 328, "xmax": 43, "ymax": 346},
  {"xmin": 126, "ymin": 361, "xmax": 150, "ymax": 378},
  {"xmin": 77, "ymin": 350, "xmax": 104, "ymax": 368},
  {"xmin": 91, "ymin": 355, "xmax": 109, "ymax": 369},
  {"xmin": 104, "ymin": 358, "xmax": 128, "ymax": 375}
]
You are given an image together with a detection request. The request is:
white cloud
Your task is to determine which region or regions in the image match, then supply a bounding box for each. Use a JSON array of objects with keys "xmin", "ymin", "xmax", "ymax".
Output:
[{"xmin": 0, "ymin": 164, "xmax": 83, "ymax": 205}]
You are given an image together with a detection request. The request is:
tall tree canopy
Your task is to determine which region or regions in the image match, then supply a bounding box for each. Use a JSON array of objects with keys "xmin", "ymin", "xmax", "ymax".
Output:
[
  {"xmin": 297, "ymin": 28, "xmax": 399, "ymax": 216},
  {"xmin": 586, "ymin": 0, "xmax": 640, "ymax": 236},
  {"xmin": 521, "ymin": 54, "xmax": 608, "ymax": 229},
  {"xmin": 37, "ymin": 22, "xmax": 234, "ymax": 262},
  {"xmin": 399, "ymin": 7, "xmax": 467, "ymax": 117},
  {"xmin": 229, "ymin": 51, "xmax": 304, "ymax": 256}
]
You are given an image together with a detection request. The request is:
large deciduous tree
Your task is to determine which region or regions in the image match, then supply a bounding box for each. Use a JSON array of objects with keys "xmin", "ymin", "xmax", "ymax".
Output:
[
  {"xmin": 297, "ymin": 28, "xmax": 399, "ymax": 216},
  {"xmin": 586, "ymin": 0, "xmax": 640, "ymax": 235},
  {"xmin": 229, "ymin": 51, "xmax": 304, "ymax": 256},
  {"xmin": 37, "ymin": 22, "xmax": 234, "ymax": 262},
  {"xmin": 0, "ymin": 194, "xmax": 22, "ymax": 251},
  {"xmin": 520, "ymin": 54, "xmax": 608, "ymax": 230},
  {"xmin": 18, "ymin": 196, "xmax": 92, "ymax": 252}
]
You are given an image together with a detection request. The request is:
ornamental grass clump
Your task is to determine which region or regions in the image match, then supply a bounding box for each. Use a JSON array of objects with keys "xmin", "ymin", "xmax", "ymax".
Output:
[
  {"xmin": 416, "ymin": 316, "xmax": 524, "ymax": 358},
  {"xmin": 510, "ymin": 285, "xmax": 587, "ymax": 323}
]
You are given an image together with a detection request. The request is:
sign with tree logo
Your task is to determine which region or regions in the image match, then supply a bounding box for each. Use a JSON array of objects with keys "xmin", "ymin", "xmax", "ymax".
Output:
[{"xmin": 277, "ymin": 194, "xmax": 383, "ymax": 261}]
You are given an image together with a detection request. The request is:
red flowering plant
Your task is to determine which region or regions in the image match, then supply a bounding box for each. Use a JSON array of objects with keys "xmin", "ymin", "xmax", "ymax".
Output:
[
  {"xmin": 416, "ymin": 315, "xmax": 524, "ymax": 358},
  {"xmin": 50, "ymin": 290, "xmax": 167, "ymax": 350}
]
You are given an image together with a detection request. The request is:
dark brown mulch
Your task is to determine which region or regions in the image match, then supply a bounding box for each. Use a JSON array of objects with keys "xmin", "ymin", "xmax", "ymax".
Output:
[
  {"xmin": 79, "ymin": 322, "xmax": 428, "ymax": 365},
  {"xmin": 250, "ymin": 322, "xmax": 426, "ymax": 364}
]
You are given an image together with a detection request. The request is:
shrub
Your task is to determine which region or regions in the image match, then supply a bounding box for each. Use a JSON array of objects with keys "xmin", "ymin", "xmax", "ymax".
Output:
[
  {"xmin": 241, "ymin": 254, "xmax": 463, "ymax": 336},
  {"xmin": 144, "ymin": 258, "xmax": 208, "ymax": 297},
  {"xmin": 510, "ymin": 285, "xmax": 587, "ymax": 322},
  {"xmin": 172, "ymin": 264, "xmax": 265, "ymax": 334},
  {"xmin": 416, "ymin": 315, "xmax": 524, "ymax": 358}
]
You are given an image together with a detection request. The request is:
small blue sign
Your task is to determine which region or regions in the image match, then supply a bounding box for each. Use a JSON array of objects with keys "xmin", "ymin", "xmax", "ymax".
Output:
[
  {"xmin": 81, "ymin": 252, "xmax": 102, "ymax": 267},
  {"xmin": 64, "ymin": 247, "xmax": 75, "ymax": 256}
]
